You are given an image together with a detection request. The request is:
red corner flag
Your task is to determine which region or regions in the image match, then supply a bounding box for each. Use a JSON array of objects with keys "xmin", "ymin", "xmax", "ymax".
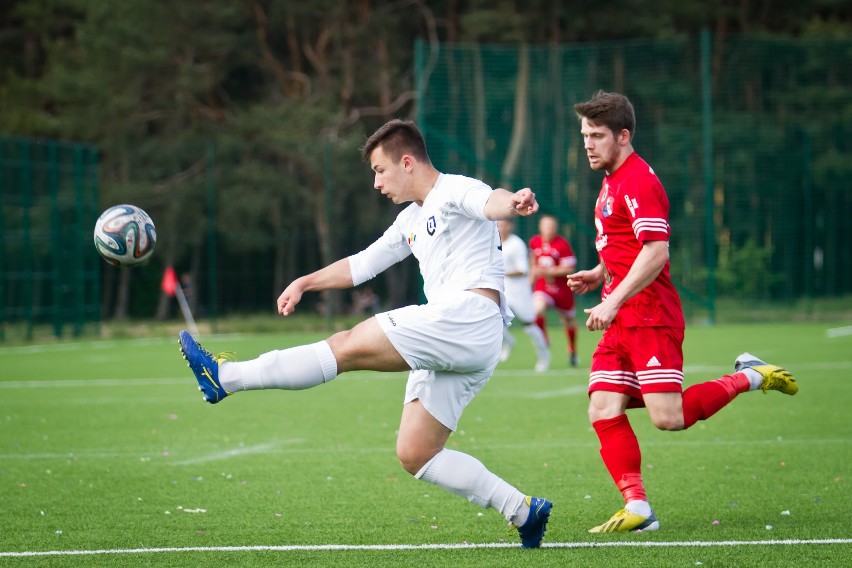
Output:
[{"xmin": 161, "ymin": 266, "xmax": 178, "ymax": 297}]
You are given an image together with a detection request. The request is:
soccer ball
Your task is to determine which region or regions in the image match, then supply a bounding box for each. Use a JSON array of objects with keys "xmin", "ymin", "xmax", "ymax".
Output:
[{"xmin": 93, "ymin": 204, "xmax": 157, "ymax": 267}]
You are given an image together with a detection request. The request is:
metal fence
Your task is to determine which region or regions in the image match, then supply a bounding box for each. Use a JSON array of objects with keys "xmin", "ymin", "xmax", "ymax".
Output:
[
  {"xmin": 0, "ymin": 136, "xmax": 100, "ymax": 340},
  {"xmin": 415, "ymin": 31, "xmax": 852, "ymax": 321},
  {"xmin": 3, "ymin": 33, "xmax": 850, "ymax": 338}
]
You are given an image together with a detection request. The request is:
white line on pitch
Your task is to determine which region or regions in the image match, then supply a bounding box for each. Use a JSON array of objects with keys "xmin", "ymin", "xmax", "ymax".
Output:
[
  {"xmin": 0, "ymin": 334, "xmax": 252, "ymax": 355},
  {"xmin": 827, "ymin": 325, "xmax": 852, "ymax": 338},
  {"xmin": 2, "ymin": 436, "xmax": 851, "ymax": 461},
  {"xmin": 171, "ymin": 440, "xmax": 304, "ymax": 466},
  {"xmin": 0, "ymin": 378, "xmax": 185, "ymax": 389},
  {"xmin": 527, "ymin": 386, "xmax": 587, "ymax": 398},
  {"xmin": 2, "ymin": 539, "xmax": 851, "ymax": 557}
]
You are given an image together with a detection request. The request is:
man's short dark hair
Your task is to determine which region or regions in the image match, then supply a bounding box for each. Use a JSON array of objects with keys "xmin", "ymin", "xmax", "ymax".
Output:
[
  {"xmin": 361, "ymin": 119, "xmax": 432, "ymax": 164},
  {"xmin": 573, "ymin": 90, "xmax": 636, "ymax": 138}
]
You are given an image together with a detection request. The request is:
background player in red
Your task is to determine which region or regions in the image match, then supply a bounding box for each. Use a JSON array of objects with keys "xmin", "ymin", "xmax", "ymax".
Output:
[
  {"xmin": 567, "ymin": 90, "xmax": 798, "ymax": 533},
  {"xmin": 529, "ymin": 214, "xmax": 579, "ymax": 370}
]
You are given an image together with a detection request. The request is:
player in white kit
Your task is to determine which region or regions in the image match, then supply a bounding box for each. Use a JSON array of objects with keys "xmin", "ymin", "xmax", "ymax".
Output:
[
  {"xmin": 496, "ymin": 219, "xmax": 551, "ymax": 370},
  {"xmin": 178, "ymin": 119, "xmax": 552, "ymax": 548}
]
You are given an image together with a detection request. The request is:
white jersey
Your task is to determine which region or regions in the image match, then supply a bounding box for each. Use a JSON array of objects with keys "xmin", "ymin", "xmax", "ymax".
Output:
[
  {"xmin": 349, "ymin": 173, "xmax": 507, "ymax": 306},
  {"xmin": 500, "ymin": 233, "xmax": 535, "ymax": 323},
  {"xmin": 349, "ymin": 172, "xmax": 512, "ymax": 431}
]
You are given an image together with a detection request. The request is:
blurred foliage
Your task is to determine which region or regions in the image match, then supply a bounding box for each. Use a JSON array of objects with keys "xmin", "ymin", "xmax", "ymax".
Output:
[{"xmin": 0, "ymin": 0, "xmax": 850, "ymax": 320}]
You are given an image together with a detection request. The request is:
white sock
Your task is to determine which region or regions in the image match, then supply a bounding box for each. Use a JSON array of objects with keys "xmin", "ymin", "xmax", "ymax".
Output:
[
  {"xmin": 502, "ymin": 328, "xmax": 516, "ymax": 347},
  {"xmin": 742, "ymin": 368, "xmax": 763, "ymax": 391},
  {"xmin": 523, "ymin": 324, "xmax": 549, "ymax": 357},
  {"xmin": 219, "ymin": 341, "xmax": 338, "ymax": 392},
  {"xmin": 415, "ymin": 448, "xmax": 527, "ymax": 523},
  {"xmin": 625, "ymin": 499, "xmax": 652, "ymax": 517}
]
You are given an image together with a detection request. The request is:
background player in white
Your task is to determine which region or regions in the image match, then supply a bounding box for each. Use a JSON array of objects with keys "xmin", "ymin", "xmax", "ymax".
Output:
[
  {"xmin": 178, "ymin": 119, "xmax": 552, "ymax": 548},
  {"xmin": 497, "ymin": 218, "xmax": 550, "ymax": 370}
]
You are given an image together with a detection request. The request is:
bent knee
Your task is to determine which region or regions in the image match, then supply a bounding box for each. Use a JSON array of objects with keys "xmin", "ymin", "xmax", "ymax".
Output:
[
  {"xmin": 587, "ymin": 391, "xmax": 630, "ymax": 424},
  {"xmin": 396, "ymin": 447, "xmax": 436, "ymax": 476},
  {"xmin": 326, "ymin": 329, "xmax": 354, "ymax": 353},
  {"xmin": 650, "ymin": 415, "xmax": 684, "ymax": 431},
  {"xmin": 588, "ymin": 403, "xmax": 623, "ymax": 423},
  {"xmin": 398, "ymin": 458, "xmax": 422, "ymax": 476}
]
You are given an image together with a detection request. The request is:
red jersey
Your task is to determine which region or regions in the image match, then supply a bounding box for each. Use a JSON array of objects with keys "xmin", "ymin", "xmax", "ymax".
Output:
[
  {"xmin": 594, "ymin": 152, "xmax": 684, "ymax": 328},
  {"xmin": 530, "ymin": 234, "xmax": 575, "ymax": 294}
]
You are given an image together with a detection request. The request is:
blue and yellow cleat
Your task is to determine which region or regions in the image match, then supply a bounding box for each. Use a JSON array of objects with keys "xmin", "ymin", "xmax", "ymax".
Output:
[
  {"xmin": 589, "ymin": 508, "xmax": 659, "ymax": 533},
  {"xmin": 516, "ymin": 496, "xmax": 553, "ymax": 548},
  {"xmin": 734, "ymin": 352, "xmax": 798, "ymax": 395},
  {"xmin": 178, "ymin": 330, "xmax": 233, "ymax": 403}
]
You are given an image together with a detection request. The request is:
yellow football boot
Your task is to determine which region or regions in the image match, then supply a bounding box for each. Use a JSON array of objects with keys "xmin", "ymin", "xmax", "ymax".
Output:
[
  {"xmin": 735, "ymin": 352, "xmax": 798, "ymax": 395},
  {"xmin": 589, "ymin": 508, "xmax": 659, "ymax": 533}
]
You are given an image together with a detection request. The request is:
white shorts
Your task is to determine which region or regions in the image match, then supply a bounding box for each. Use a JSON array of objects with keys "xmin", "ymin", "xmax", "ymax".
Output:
[
  {"xmin": 376, "ymin": 291, "xmax": 503, "ymax": 431},
  {"xmin": 504, "ymin": 275, "xmax": 535, "ymax": 324}
]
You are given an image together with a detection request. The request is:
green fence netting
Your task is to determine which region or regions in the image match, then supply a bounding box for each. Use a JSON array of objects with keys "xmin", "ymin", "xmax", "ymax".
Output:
[
  {"xmin": 0, "ymin": 136, "xmax": 100, "ymax": 340},
  {"xmin": 3, "ymin": 33, "xmax": 850, "ymax": 337},
  {"xmin": 415, "ymin": 32, "xmax": 852, "ymax": 321}
]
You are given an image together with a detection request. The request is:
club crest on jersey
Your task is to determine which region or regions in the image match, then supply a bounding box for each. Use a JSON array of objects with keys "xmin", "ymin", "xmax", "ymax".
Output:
[
  {"xmin": 602, "ymin": 197, "xmax": 614, "ymax": 218},
  {"xmin": 426, "ymin": 215, "xmax": 437, "ymax": 236}
]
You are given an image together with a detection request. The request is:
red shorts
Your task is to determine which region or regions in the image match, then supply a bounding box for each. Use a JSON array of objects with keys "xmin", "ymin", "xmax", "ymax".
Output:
[
  {"xmin": 533, "ymin": 284, "xmax": 575, "ymax": 318},
  {"xmin": 588, "ymin": 319, "xmax": 684, "ymax": 406}
]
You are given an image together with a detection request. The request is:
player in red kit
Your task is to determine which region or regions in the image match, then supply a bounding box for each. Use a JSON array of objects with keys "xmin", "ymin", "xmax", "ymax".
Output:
[
  {"xmin": 567, "ymin": 91, "xmax": 798, "ymax": 533},
  {"xmin": 529, "ymin": 214, "xmax": 578, "ymax": 370}
]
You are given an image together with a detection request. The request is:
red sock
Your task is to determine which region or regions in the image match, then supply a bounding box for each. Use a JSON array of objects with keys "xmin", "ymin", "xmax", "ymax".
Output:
[
  {"xmin": 593, "ymin": 414, "xmax": 647, "ymax": 503},
  {"xmin": 681, "ymin": 372, "xmax": 750, "ymax": 429},
  {"xmin": 535, "ymin": 315, "xmax": 549, "ymax": 345},
  {"xmin": 567, "ymin": 326, "xmax": 577, "ymax": 354}
]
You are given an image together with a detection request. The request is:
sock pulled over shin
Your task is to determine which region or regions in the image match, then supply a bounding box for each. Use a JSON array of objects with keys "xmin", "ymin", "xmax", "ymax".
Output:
[
  {"xmin": 219, "ymin": 341, "xmax": 338, "ymax": 392},
  {"xmin": 681, "ymin": 372, "xmax": 750, "ymax": 429},
  {"xmin": 593, "ymin": 414, "xmax": 647, "ymax": 504},
  {"xmin": 416, "ymin": 448, "xmax": 527, "ymax": 524}
]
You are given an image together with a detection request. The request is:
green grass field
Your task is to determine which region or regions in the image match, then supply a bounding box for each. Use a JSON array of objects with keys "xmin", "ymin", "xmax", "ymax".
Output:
[{"xmin": 1, "ymin": 321, "xmax": 850, "ymax": 567}]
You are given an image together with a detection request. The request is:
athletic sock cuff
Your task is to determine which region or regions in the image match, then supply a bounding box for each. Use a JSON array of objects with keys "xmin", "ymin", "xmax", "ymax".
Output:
[
  {"xmin": 414, "ymin": 449, "xmax": 445, "ymax": 482},
  {"xmin": 592, "ymin": 413, "xmax": 629, "ymax": 435},
  {"xmin": 312, "ymin": 341, "xmax": 339, "ymax": 382}
]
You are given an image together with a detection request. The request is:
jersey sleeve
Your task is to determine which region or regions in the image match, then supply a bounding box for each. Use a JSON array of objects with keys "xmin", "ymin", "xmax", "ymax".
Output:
[
  {"xmin": 453, "ymin": 180, "xmax": 493, "ymax": 220},
  {"xmin": 624, "ymin": 176, "xmax": 670, "ymax": 243},
  {"xmin": 556, "ymin": 238, "xmax": 577, "ymax": 267},
  {"xmin": 348, "ymin": 218, "xmax": 412, "ymax": 286}
]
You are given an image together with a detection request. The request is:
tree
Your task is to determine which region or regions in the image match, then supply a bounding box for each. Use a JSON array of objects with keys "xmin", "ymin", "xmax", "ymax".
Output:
[{"xmin": 1, "ymin": 0, "xmax": 849, "ymax": 320}]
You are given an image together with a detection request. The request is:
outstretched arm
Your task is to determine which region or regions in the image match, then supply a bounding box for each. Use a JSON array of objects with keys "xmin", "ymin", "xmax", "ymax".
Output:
[
  {"xmin": 483, "ymin": 187, "xmax": 539, "ymax": 220},
  {"xmin": 277, "ymin": 258, "xmax": 354, "ymax": 316}
]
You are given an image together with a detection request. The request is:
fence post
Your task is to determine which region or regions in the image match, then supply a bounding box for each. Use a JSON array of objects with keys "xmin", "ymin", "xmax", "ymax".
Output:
[
  {"xmin": 0, "ymin": 141, "xmax": 4, "ymax": 341},
  {"xmin": 73, "ymin": 144, "xmax": 87, "ymax": 336},
  {"xmin": 206, "ymin": 140, "xmax": 218, "ymax": 333},
  {"xmin": 20, "ymin": 139, "xmax": 34, "ymax": 340},
  {"xmin": 48, "ymin": 141, "xmax": 62, "ymax": 337},
  {"xmin": 322, "ymin": 139, "xmax": 336, "ymax": 331},
  {"xmin": 801, "ymin": 128, "xmax": 813, "ymax": 316},
  {"xmin": 88, "ymin": 146, "xmax": 100, "ymax": 332},
  {"xmin": 701, "ymin": 29, "xmax": 716, "ymax": 324}
]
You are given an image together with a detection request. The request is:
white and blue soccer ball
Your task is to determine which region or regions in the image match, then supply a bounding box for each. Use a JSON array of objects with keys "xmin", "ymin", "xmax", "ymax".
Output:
[{"xmin": 93, "ymin": 204, "xmax": 157, "ymax": 267}]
